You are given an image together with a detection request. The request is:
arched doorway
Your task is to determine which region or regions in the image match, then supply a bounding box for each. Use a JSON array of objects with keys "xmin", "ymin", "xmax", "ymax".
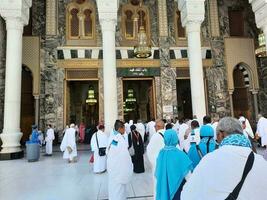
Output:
[
  {"xmin": 232, "ymin": 64, "xmax": 252, "ymax": 119},
  {"xmin": 20, "ymin": 65, "xmax": 35, "ymax": 144}
]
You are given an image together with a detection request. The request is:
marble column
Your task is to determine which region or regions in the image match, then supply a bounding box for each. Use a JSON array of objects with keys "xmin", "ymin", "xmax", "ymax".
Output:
[
  {"xmin": 264, "ymin": 26, "xmax": 267, "ymax": 54},
  {"xmin": 0, "ymin": 0, "xmax": 32, "ymax": 159},
  {"xmin": 97, "ymin": 0, "xmax": 118, "ymax": 133},
  {"xmin": 34, "ymin": 95, "xmax": 40, "ymax": 126},
  {"xmin": 178, "ymin": 0, "xmax": 206, "ymax": 121},
  {"xmin": 229, "ymin": 91, "xmax": 234, "ymax": 117},
  {"xmin": 252, "ymin": 91, "xmax": 259, "ymax": 119}
]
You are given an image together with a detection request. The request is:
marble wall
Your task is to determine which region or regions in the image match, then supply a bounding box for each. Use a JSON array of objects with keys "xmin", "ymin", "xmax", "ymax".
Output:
[
  {"xmin": 205, "ymin": 0, "xmax": 260, "ymax": 118},
  {"xmin": 25, "ymin": 0, "xmax": 265, "ymax": 133},
  {"xmin": 258, "ymin": 57, "xmax": 267, "ymax": 116},
  {"xmin": 0, "ymin": 17, "xmax": 6, "ymax": 131}
]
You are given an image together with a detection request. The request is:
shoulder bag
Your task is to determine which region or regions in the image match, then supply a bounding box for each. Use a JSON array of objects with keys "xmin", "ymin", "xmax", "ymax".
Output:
[{"xmin": 96, "ymin": 132, "xmax": 106, "ymax": 157}]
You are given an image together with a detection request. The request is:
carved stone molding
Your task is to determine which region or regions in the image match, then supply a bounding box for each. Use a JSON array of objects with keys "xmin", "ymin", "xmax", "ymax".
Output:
[
  {"xmin": 46, "ymin": 0, "xmax": 57, "ymax": 35},
  {"xmin": 0, "ymin": 0, "xmax": 32, "ymax": 26},
  {"xmin": 158, "ymin": 0, "xmax": 168, "ymax": 37},
  {"xmin": 209, "ymin": 0, "xmax": 220, "ymax": 37},
  {"xmin": 177, "ymin": 0, "xmax": 205, "ymax": 27}
]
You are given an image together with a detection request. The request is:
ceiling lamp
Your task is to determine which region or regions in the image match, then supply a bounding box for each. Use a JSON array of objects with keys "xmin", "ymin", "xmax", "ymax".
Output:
[
  {"xmin": 125, "ymin": 89, "xmax": 136, "ymax": 103},
  {"xmin": 255, "ymin": 33, "xmax": 266, "ymax": 57},
  {"xmin": 86, "ymin": 86, "xmax": 97, "ymax": 105},
  {"xmin": 134, "ymin": 3, "xmax": 151, "ymax": 58}
]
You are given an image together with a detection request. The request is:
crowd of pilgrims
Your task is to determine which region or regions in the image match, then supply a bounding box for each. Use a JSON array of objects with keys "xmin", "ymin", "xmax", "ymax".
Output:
[
  {"xmin": 99, "ymin": 115, "xmax": 267, "ymax": 200},
  {"xmin": 27, "ymin": 114, "xmax": 267, "ymax": 200}
]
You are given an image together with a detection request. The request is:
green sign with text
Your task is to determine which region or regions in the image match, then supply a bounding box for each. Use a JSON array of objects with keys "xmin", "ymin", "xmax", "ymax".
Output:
[{"xmin": 117, "ymin": 68, "xmax": 160, "ymax": 77}]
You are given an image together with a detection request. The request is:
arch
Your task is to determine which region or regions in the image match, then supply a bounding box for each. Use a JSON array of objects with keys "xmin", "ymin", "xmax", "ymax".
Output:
[
  {"xmin": 21, "ymin": 65, "xmax": 35, "ymax": 144},
  {"xmin": 66, "ymin": 0, "xmax": 96, "ymax": 45},
  {"xmin": 225, "ymin": 38, "xmax": 259, "ymax": 92},
  {"xmin": 120, "ymin": 1, "xmax": 150, "ymax": 45},
  {"xmin": 233, "ymin": 62, "xmax": 252, "ymax": 88}
]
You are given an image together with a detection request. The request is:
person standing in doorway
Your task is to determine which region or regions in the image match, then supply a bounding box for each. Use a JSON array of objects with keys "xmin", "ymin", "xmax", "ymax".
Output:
[
  {"xmin": 45, "ymin": 124, "xmax": 55, "ymax": 156},
  {"xmin": 79, "ymin": 121, "xmax": 86, "ymax": 143}
]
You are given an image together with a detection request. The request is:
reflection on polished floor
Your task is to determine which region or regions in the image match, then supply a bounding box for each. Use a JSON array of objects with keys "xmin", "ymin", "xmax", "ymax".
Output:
[{"xmin": 0, "ymin": 146, "xmax": 154, "ymax": 200}]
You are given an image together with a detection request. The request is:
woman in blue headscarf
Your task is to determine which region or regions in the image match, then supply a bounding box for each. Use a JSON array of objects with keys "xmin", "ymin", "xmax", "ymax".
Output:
[
  {"xmin": 188, "ymin": 124, "xmax": 217, "ymax": 169},
  {"xmin": 155, "ymin": 129, "xmax": 193, "ymax": 200}
]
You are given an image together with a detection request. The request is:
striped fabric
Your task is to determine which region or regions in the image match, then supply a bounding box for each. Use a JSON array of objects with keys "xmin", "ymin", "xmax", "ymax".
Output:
[{"xmin": 57, "ymin": 47, "xmax": 212, "ymax": 60}]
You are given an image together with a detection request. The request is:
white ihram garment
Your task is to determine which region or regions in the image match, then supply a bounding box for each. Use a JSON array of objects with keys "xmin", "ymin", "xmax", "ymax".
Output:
[
  {"xmin": 60, "ymin": 127, "xmax": 77, "ymax": 161},
  {"xmin": 91, "ymin": 130, "xmax": 108, "ymax": 173},
  {"xmin": 107, "ymin": 132, "xmax": 133, "ymax": 200},
  {"xmin": 45, "ymin": 128, "xmax": 55, "ymax": 154},
  {"xmin": 181, "ymin": 145, "xmax": 267, "ymax": 200},
  {"xmin": 257, "ymin": 117, "xmax": 267, "ymax": 146}
]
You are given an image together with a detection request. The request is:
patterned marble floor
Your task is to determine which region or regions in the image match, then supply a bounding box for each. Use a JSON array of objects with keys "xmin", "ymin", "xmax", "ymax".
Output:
[
  {"xmin": 1, "ymin": 144, "xmax": 265, "ymax": 200},
  {"xmin": 0, "ymin": 146, "xmax": 154, "ymax": 200}
]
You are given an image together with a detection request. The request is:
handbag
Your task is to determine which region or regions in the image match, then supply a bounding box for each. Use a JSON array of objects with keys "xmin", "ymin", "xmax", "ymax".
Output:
[
  {"xmin": 128, "ymin": 132, "xmax": 135, "ymax": 156},
  {"xmin": 96, "ymin": 132, "xmax": 106, "ymax": 157}
]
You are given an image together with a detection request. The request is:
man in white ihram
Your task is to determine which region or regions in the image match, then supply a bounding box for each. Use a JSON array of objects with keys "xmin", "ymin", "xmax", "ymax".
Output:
[
  {"xmin": 60, "ymin": 123, "xmax": 77, "ymax": 163},
  {"xmin": 136, "ymin": 119, "xmax": 145, "ymax": 141},
  {"xmin": 146, "ymin": 119, "xmax": 165, "ymax": 199},
  {"xmin": 45, "ymin": 124, "xmax": 55, "ymax": 156},
  {"xmin": 90, "ymin": 124, "xmax": 108, "ymax": 173},
  {"xmin": 181, "ymin": 117, "xmax": 267, "ymax": 200},
  {"xmin": 107, "ymin": 120, "xmax": 133, "ymax": 200}
]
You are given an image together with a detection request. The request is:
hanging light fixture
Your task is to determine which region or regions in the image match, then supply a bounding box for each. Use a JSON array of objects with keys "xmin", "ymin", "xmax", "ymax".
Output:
[
  {"xmin": 86, "ymin": 86, "xmax": 97, "ymax": 105},
  {"xmin": 255, "ymin": 32, "xmax": 266, "ymax": 57},
  {"xmin": 134, "ymin": 2, "xmax": 152, "ymax": 58}
]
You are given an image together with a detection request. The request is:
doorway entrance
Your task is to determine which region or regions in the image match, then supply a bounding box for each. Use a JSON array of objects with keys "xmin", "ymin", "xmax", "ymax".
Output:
[
  {"xmin": 21, "ymin": 66, "xmax": 35, "ymax": 144},
  {"xmin": 176, "ymin": 79, "xmax": 192, "ymax": 119},
  {"xmin": 232, "ymin": 66, "xmax": 252, "ymax": 119},
  {"xmin": 66, "ymin": 81, "xmax": 99, "ymax": 127},
  {"xmin": 123, "ymin": 79, "xmax": 155, "ymax": 122}
]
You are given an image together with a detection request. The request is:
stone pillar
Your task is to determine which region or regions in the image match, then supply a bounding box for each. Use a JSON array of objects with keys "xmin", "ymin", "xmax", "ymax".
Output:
[
  {"xmin": 34, "ymin": 95, "xmax": 40, "ymax": 126},
  {"xmin": 178, "ymin": 0, "xmax": 206, "ymax": 121},
  {"xmin": 249, "ymin": 0, "xmax": 267, "ymax": 51},
  {"xmin": 97, "ymin": 0, "xmax": 118, "ymax": 133},
  {"xmin": 0, "ymin": 0, "xmax": 32, "ymax": 159},
  {"xmin": 229, "ymin": 91, "xmax": 234, "ymax": 117},
  {"xmin": 264, "ymin": 26, "xmax": 267, "ymax": 53},
  {"xmin": 158, "ymin": 0, "xmax": 177, "ymax": 120},
  {"xmin": 252, "ymin": 90, "xmax": 259, "ymax": 119}
]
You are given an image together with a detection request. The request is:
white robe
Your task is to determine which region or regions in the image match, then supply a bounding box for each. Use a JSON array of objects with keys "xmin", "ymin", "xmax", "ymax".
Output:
[
  {"xmin": 136, "ymin": 122, "xmax": 145, "ymax": 141},
  {"xmin": 172, "ymin": 122, "xmax": 180, "ymax": 134},
  {"xmin": 60, "ymin": 127, "xmax": 77, "ymax": 161},
  {"xmin": 212, "ymin": 121, "xmax": 219, "ymax": 141},
  {"xmin": 45, "ymin": 128, "xmax": 55, "ymax": 154},
  {"xmin": 146, "ymin": 129, "xmax": 165, "ymax": 200},
  {"xmin": 91, "ymin": 130, "xmax": 108, "ymax": 173},
  {"xmin": 183, "ymin": 128, "xmax": 200, "ymax": 153},
  {"xmin": 181, "ymin": 145, "xmax": 267, "ymax": 200},
  {"xmin": 257, "ymin": 117, "xmax": 267, "ymax": 146},
  {"xmin": 146, "ymin": 121, "xmax": 156, "ymax": 141},
  {"xmin": 178, "ymin": 123, "xmax": 189, "ymax": 150},
  {"xmin": 239, "ymin": 117, "xmax": 254, "ymax": 139},
  {"xmin": 107, "ymin": 132, "xmax": 133, "ymax": 200}
]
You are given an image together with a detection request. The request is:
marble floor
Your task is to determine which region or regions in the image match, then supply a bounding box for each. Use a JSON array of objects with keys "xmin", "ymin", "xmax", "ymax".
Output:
[
  {"xmin": 0, "ymin": 146, "xmax": 154, "ymax": 200},
  {"xmin": 1, "ymin": 144, "xmax": 266, "ymax": 200}
]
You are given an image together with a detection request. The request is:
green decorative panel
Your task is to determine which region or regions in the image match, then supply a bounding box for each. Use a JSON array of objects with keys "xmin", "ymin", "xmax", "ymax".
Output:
[{"xmin": 117, "ymin": 67, "xmax": 160, "ymax": 77}]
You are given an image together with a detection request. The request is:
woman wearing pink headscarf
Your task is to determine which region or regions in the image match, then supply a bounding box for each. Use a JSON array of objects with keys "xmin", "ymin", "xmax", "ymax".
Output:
[{"xmin": 79, "ymin": 122, "xmax": 86, "ymax": 143}]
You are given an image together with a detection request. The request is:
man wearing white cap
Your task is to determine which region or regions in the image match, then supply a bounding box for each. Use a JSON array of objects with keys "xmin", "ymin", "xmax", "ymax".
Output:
[
  {"xmin": 239, "ymin": 115, "xmax": 254, "ymax": 139},
  {"xmin": 60, "ymin": 123, "xmax": 78, "ymax": 163}
]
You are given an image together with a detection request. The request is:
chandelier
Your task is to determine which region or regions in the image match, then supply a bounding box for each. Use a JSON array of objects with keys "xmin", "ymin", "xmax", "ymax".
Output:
[
  {"xmin": 86, "ymin": 86, "xmax": 97, "ymax": 105},
  {"xmin": 134, "ymin": 3, "xmax": 151, "ymax": 58},
  {"xmin": 255, "ymin": 33, "xmax": 266, "ymax": 57},
  {"xmin": 125, "ymin": 89, "xmax": 136, "ymax": 103}
]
